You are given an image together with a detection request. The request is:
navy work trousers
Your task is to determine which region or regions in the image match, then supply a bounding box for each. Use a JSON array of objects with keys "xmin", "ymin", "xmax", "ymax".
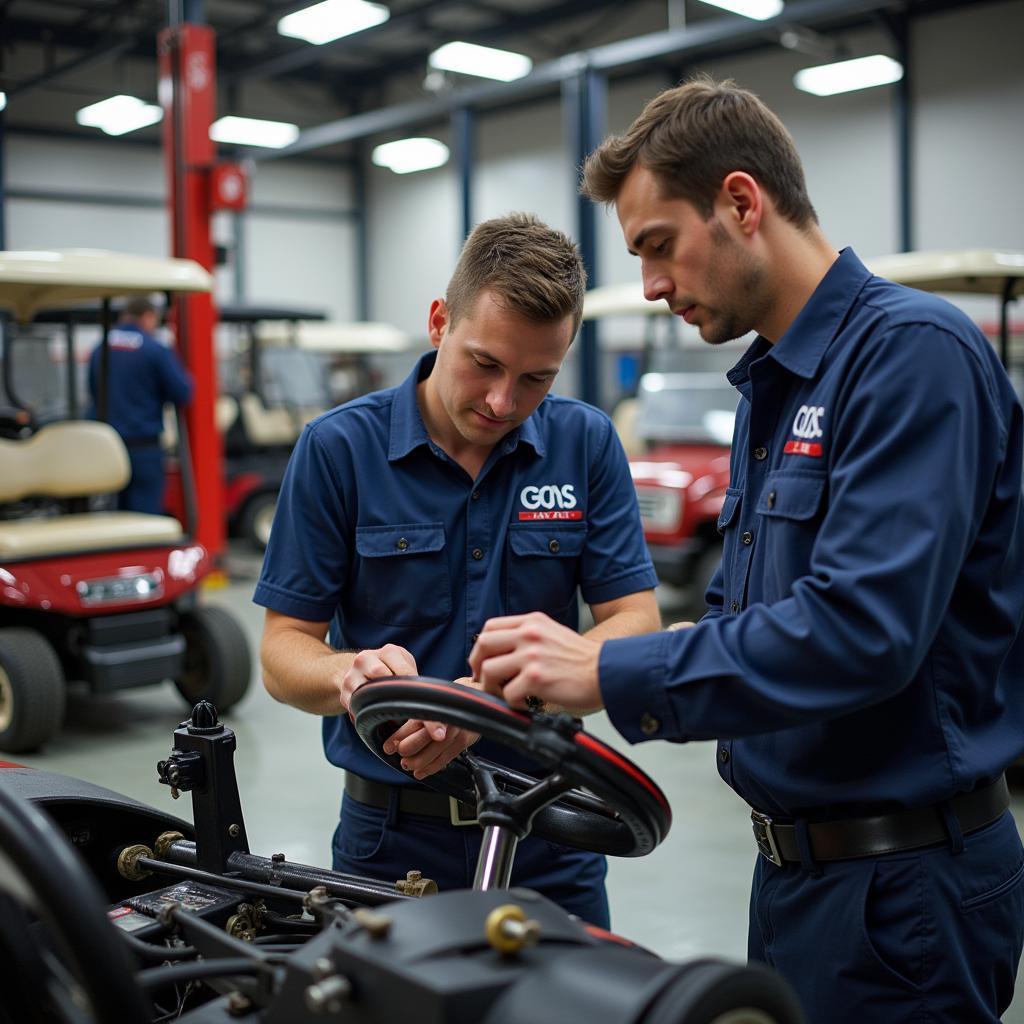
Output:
[
  {"xmin": 119, "ymin": 446, "xmax": 165, "ymax": 515},
  {"xmin": 748, "ymin": 811, "xmax": 1024, "ymax": 1022},
  {"xmin": 332, "ymin": 791, "xmax": 610, "ymax": 928}
]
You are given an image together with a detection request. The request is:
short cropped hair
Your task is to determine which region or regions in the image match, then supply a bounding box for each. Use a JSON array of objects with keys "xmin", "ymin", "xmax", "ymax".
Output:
[
  {"xmin": 121, "ymin": 295, "xmax": 158, "ymax": 321},
  {"xmin": 581, "ymin": 75, "xmax": 817, "ymax": 229},
  {"xmin": 446, "ymin": 213, "xmax": 587, "ymax": 334}
]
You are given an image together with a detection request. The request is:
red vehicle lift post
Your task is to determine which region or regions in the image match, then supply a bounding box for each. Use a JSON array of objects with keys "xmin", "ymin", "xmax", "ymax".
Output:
[{"xmin": 157, "ymin": 21, "xmax": 246, "ymax": 566}]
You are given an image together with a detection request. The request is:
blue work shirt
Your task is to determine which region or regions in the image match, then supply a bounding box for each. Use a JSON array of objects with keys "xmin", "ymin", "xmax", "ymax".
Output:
[
  {"xmin": 87, "ymin": 322, "xmax": 193, "ymax": 441},
  {"xmin": 600, "ymin": 248, "xmax": 1024, "ymax": 819},
  {"xmin": 254, "ymin": 352, "xmax": 657, "ymax": 784}
]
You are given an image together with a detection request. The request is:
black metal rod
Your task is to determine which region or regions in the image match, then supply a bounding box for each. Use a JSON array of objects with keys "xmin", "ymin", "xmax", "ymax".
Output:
[
  {"xmin": 137, "ymin": 957, "xmax": 265, "ymax": 991},
  {"xmin": 158, "ymin": 841, "xmax": 411, "ymax": 906},
  {"xmin": 137, "ymin": 855, "xmax": 312, "ymax": 904}
]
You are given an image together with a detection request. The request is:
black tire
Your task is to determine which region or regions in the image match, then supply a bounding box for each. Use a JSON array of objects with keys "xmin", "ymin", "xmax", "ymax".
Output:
[
  {"xmin": 0, "ymin": 628, "xmax": 66, "ymax": 753},
  {"xmin": 684, "ymin": 540, "xmax": 724, "ymax": 621},
  {"xmin": 644, "ymin": 959, "xmax": 804, "ymax": 1024},
  {"xmin": 240, "ymin": 490, "xmax": 278, "ymax": 551},
  {"xmin": 174, "ymin": 606, "xmax": 252, "ymax": 713}
]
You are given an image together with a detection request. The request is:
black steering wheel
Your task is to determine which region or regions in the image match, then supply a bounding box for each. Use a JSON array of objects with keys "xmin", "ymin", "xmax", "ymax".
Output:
[
  {"xmin": 0, "ymin": 784, "xmax": 152, "ymax": 1023},
  {"xmin": 350, "ymin": 677, "xmax": 672, "ymax": 858}
]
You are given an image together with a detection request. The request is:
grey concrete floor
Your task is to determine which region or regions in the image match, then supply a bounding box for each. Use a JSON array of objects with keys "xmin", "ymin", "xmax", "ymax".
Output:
[{"xmin": 14, "ymin": 544, "xmax": 1024, "ymax": 1021}]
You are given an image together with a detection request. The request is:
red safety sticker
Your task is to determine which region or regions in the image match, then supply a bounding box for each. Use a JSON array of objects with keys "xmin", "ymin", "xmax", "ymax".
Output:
[
  {"xmin": 518, "ymin": 510, "xmax": 584, "ymax": 521},
  {"xmin": 783, "ymin": 440, "xmax": 823, "ymax": 457}
]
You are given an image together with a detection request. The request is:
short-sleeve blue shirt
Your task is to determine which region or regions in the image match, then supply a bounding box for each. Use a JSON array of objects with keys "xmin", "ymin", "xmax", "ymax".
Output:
[
  {"xmin": 87, "ymin": 324, "xmax": 193, "ymax": 440},
  {"xmin": 254, "ymin": 351, "xmax": 657, "ymax": 783},
  {"xmin": 600, "ymin": 248, "xmax": 1024, "ymax": 818}
]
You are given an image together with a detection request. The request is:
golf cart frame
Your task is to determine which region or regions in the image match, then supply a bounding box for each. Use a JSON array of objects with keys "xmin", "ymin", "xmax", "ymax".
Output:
[
  {"xmin": 0, "ymin": 681, "xmax": 803, "ymax": 1023},
  {"xmin": 0, "ymin": 248, "xmax": 252, "ymax": 753},
  {"xmin": 214, "ymin": 313, "xmax": 412, "ymax": 549}
]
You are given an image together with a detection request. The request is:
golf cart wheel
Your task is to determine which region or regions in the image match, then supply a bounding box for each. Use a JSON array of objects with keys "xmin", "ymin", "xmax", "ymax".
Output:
[
  {"xmin": 0, "ymin": 628, "xmax": 66, "ymax": 753},
  {"xmin": 240, "ymin": 490, "xmax": 277, "ymax": 551},
  {"xmin": 174, "ymin": 606, "xmax": 252, "ymax": 713}
]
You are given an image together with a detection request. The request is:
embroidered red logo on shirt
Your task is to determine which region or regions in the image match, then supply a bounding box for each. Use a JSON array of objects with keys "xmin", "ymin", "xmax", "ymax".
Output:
[
  {"xmin": 518, "ymin": 510, "xmax": 584, "ymax": 521},
  {"xmin": 783, "ymin": 440, "xmax": 823, "ymax": 457}
]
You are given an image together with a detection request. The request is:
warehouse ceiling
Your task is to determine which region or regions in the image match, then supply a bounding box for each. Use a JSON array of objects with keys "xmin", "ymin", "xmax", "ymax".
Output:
[{"xmin": 0, "ymin": 0, "xmax": 1003, "ymax": 158}]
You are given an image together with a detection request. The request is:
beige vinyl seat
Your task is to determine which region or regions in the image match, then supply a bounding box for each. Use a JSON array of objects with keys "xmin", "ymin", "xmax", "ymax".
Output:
[{"xmin": 0, "ymin": 420, "xmax": 185, "ymax": 559}]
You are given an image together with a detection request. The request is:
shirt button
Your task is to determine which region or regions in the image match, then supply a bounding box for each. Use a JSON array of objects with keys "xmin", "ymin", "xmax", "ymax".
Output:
[
  {"xmin": 396, "ymin": 537, "xmax": 409, "ymax": 551},
  {"xmin": 471, "ymin": 633, "xmax": 479, "ymax": 642},
  {"xmin": 548, "ymin": 539, "xmax": 560, "ymax": 553},
  {"xmin": 730, "ymin": 601, "xmax": 739, "ymax": 613},
  {"xmin": 718, "ymin": 746, "xmax": 730, "ymax": 764},
  {"xmin": 639, "ymin": 713, "xmax": 660, "ymax": 736},
  {"xmin": 471, "ymin": 491, "xmax": 481, "ymax": 501},
  {"xmin": 767, "ymin": 491, "xmax": 776, "ymax": 510},
  {"xmin": 753, "ymin": 446, "xmax": 768, "ymax": 461},
  {"xmin": 472, "ymin": 548, "xmax": 484, "ymax": 560},
  {"xmin": 741, "ymin": 531, "xmax": 753, "ymax": 545}
]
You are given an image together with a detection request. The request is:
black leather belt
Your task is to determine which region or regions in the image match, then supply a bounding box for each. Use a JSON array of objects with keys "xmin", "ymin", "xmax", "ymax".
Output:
[
  {"xmin": 124, "ymin": 437, "xmax": 161, "ymax": 449},
  {"xmin": 344, "ymin": 772, "xmax": 479, "ymax": 826},
  {"xmin": 751, "ymin": 775, "xmax": 1010, "ymax": 867}
]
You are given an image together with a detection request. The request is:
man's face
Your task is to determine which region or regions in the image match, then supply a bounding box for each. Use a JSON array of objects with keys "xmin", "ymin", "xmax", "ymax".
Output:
[
  {"xmin": 423, "ymin": 288, "xmax": 575, "ymax": 452},
  {"xmin": 616, "ymin": 163, "xmax": 768, "ymax": 346}
]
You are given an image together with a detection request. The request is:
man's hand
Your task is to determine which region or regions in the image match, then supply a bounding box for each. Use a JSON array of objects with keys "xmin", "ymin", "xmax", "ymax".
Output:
[
  {"xmin": 340, "ymin": 643, "xmax": 418, "ymax": 712},
  {"xmin": 468, "ymin": 612, "xmax": 603, "ymax": 713},
  {"xmin": 382, "ymin": 676, "xmax": 481, "ymax": 779}
]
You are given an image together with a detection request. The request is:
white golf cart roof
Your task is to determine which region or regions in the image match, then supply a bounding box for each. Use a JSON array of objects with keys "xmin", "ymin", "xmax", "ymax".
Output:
[
  {"xmin": 254, "ymin": 319, "xmax": 413, "ymax": 353},
  {"xmin": 0, "ymin": 248, "xmax": 212, "ymax": 322},
  {"xmin": 866, "ymin": 249, "xmax": 1024, "ymax": 299},
  {"xmin": 582, "ymin": 281, "xmax": 664, "ymax": 320}
]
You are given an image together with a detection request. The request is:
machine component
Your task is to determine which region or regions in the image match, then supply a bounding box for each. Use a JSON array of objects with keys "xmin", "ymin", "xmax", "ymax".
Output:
[
  {"xmin": 0, "ymin": 698, "xmax": 803, "ymax": 1023},
  {"xmin": 350, "ymin": 677, "xmax": 673, "ymax": 860},
  {"xmin": 118, "ymin": 843, "xmax": 155, "ymax": 881},
  {"xmin": 485, "ymin": 904, "xmax": 541, "ymax": 955}
]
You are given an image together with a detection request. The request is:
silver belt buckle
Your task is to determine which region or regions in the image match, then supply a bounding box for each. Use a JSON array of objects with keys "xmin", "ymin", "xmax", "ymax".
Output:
[
  {"xmin": 449, "ymin": 796, "xmax": 479, "ymax": 827},
  {"xmin": 751, "ymin": 810, "xmax": 783, "ymax": 866}
]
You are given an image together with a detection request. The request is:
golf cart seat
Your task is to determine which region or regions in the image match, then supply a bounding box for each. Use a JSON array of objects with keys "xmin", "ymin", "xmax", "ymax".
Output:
[
  {"xmin": 0, "ymin": 420, "xmax": 185, "ymax": 558},
  {"xmin": 238, "ymin": 391, "xmax": 305, "ymax": 447}
]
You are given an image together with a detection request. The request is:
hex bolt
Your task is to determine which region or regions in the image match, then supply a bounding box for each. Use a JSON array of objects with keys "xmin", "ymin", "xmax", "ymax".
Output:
[{"xmin": 305, "ymin": 974, "xmax": 352, "ymax": 1014}]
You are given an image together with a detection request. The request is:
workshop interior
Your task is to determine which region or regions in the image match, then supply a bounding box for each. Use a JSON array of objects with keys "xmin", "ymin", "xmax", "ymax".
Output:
[{"xmin": 0, "ymin": 0, "xmax": 1021, "ymax": 1022}]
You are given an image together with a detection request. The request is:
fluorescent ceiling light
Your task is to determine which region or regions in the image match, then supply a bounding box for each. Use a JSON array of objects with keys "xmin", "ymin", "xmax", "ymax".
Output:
[
  {"xmin": 278, "ymin": 0, "xmax": 389, "ymax": 45},
  {"xmin": 697, "ymin": 0, "xmax": 784, "ymax": 20},
  {"xmin": 428, "ymin": 41, "xmax": 533, "ymax": 82},
  {"xmin": 210, "ymin": 115, "xmax": 300, "ymax": 149},
  {"xmin": 372, "ymin": 137, "xmax": 449, "ymax": 174},
  {"xmin": 75, "ymin": 94, "xmax": 163, "ymax": 136},
  {"xmin": 794, "ymin": 54, "xmax": 904, "ymax": 96}
]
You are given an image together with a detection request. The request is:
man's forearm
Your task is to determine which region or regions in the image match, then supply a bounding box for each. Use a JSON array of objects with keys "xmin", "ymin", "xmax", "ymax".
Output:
[
  {"xmin": 261, "ymin": 630, "xmax": 356, "ymax": 717},
  {"xmin": 583, "ymin": 596, "xmax": 662, "ymax": 643}
]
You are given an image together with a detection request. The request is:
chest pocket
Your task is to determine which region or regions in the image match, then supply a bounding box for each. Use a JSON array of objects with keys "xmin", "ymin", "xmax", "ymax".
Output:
[
  {"xmin": 505, "ymin": 523, "xmax": 587, "ymax": 621},
  {"xmin": 754, "ymin": 471, "xmax": 827, "ymax": 604},
  {"xmin": 354, "ymin": 523, "xmax": 451, "ymax": 627}
]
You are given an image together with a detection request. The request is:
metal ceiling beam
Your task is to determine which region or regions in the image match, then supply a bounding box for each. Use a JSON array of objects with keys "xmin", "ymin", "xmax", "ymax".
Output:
[
  {"xmin": 6, "ymin": 36, "xmax": 137, "ymax": 98},
  {"xmin": 221, "ymin": 0, "xmax": 464, "ymax": 84},
  {"xmin": 257, "ymin": 0, "xmax": 910, "ymax": 161}
]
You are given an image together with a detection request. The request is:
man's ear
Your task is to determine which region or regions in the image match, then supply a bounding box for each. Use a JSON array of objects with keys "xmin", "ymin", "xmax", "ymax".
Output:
[
  {"xmin": 719, "ymin": 171, "xmax": 763, "ymax": 237},
  {"xmin": 427, "ymin": 298, "xmax": 449, "ymax": 350}
]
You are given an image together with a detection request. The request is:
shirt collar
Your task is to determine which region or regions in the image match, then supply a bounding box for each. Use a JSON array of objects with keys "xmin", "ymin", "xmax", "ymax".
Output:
[
  {"xmin": 728, "ymin": 247, "xmax": 872, "ymax": 387},
  {"xmin": 388, "ymin": 350, "xmax": 545, "ymax": 462}
]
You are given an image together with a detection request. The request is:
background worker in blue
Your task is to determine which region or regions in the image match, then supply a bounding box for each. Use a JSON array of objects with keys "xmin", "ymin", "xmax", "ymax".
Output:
[
  {"xmin": 87, "ymin": 296, "xmax": 193, "ymax": 514},
  {"xmin": 254, "ymin": 213, "xmax": 660, "ymax": 927},
  {"xmin": 469, "ymin": 78, "xmax": 1024, "ymax": 1022}
]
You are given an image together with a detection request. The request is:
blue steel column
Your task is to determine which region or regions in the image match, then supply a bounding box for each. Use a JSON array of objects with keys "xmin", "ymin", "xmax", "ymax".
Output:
[
  {"xmin": 884, "ymin": 9, "xmax": 913, "ymax": 252},
  {"xmin": 353, "ymin": 144, "xmax": 369, "ymax": 321},
  {"xmin": 0, "ymin": 104, "xmax": 6, "ymax": 248},
  {"xmin": 452, "ymin": 106, "xmax": 474, "ymax": 241},
  {"xmin": 564, "ymin": 67, "xmax": 607, "ymax": 408}
]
